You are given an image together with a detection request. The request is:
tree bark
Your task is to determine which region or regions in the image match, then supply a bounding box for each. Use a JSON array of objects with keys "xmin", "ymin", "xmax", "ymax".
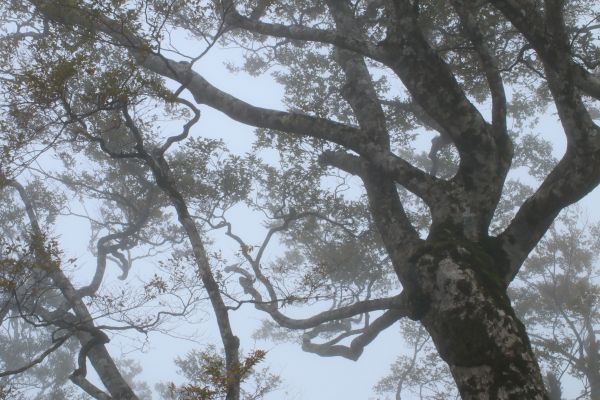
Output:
[
  {"xmin": 584, "ymin": 316, "xmax": 600, "ymax": 400},
  {"xmin": 74, "ymin": 331, "xmax": 138, "ymax": 400},
  {"xmin": 412, "ymin": 241, "xmax": 548, "ymax": 399}
]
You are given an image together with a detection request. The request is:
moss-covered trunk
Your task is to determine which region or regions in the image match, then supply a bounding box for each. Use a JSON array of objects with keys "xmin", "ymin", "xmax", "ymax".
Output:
[{"xmin": 414, "ymin": 243, "xmax": 548, "ymax": 399}]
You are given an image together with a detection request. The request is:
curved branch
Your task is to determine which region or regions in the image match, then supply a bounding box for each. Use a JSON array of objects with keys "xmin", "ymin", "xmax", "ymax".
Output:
[
  {"xmin": 30, "ymin": 0, "xmax": 446, "ymax": 203},
  {"xmin": 217, "ymin": 205, "xmax": 413, "ymax": 337},
  {"xmin": 301, "ymin": 309, "xmax": 405, "ymax": 361},
  {"xmin": 71, "ymin": 329, "xmax": 110, "ymax": 379},
  {"xmin": 157, "ymin": 97, "xmax": 201, "ymax": 155},
  {"xmin": 78, "ymin": 219, "xmax": 145, "ymax": 297},
  {"xmin": 229, "ymin": 264, "xmax": 407, "ymax": 331}
]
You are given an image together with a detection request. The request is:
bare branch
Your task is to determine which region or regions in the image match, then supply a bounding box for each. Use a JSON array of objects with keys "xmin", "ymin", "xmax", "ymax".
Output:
[{"xmin": 0, "ymin": 334, "xmax": 70, "ymax": 377}]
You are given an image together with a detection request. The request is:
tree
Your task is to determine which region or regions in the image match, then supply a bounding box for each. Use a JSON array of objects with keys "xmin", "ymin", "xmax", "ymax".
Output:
[
  {"xmin": 0, "ymin": 316, "xmax": 85, "ymax": 400},
  {"xmin": 375, "ymin": 208, "xmax": 600, "ymax": 400},
  {"xmin": 0, "ymin": 178, "xmax": 152, "ymax": 399},
  {"xmin": 1, "ymin": 0, "xmax": 600, "ymax": 399}
]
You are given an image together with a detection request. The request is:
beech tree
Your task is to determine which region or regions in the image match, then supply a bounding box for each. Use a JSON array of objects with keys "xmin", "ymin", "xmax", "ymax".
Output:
[{"xmin": 1, "ymin": 0, "xmax": 600, "ymax": 399}]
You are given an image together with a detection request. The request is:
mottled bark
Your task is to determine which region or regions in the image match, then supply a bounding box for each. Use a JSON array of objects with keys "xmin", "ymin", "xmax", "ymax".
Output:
[
  {"xmin": 412, "ymin": 241, "xmax": 548, "ymax": 399},
  {"xmin": 359, "ymin": 166, "xmax": 548, "ymax": 397}
]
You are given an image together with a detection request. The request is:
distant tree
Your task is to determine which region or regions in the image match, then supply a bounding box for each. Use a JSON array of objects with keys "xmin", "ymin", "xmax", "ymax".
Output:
[
  {"xmin": 113, "ymin": 358, "xmax": 153, "ymax": 400},
  {"xmin": 373, "ymin": 319, "xmax": 459, "ymax": 400},
  {"xmin": 513, "ymin": 209, "xmax": 600, "ymax": 400},
  {"xmin": 1, "ymin": 1, "xmax": 600, "ymax": 399}
]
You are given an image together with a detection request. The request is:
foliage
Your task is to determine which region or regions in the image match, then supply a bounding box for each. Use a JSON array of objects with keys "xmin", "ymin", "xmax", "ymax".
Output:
[{"xmin": 157, "ymin": 347, "xmax": 280, "ymax": 400}]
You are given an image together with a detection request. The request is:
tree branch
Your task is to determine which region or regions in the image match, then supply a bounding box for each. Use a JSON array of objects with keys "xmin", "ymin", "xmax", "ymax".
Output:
[
  {"xmin": 301, "ymin": 309, "xmax": 406, "ymax": 361},
  {"xmin": 327, "ymin": 0, "xmax": 389, "ymax": 145},
  {"xmin": 494, "ymin": 2, "xmax": 600, "ymax": 282},
  {"xmin": 223, "ymin": 4, "xmax": 384, "ymax": 60},
  {"xmin": 451, "ymin": 0, "xmax": 507, "ymax": 136},
  {"xmin": 488, "ymin": 0, "xmax": 600, "ymax": 100},
  {"xmin": 0, "ymin": 334, "xmax": 70, "ymax": 377}
]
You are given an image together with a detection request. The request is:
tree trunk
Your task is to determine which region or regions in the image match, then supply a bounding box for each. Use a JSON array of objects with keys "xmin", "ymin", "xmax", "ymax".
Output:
[
  {"xmin": 413, "ymin": 241, "xmax": 549, "ymax": 399},
  {"xmin": 584, "ymin": 316, "xmax": 600, "ymax": 400},
  {"xmin": 544, "ymin": 372, "xmax": 562, "ymax": 400},
  {"xmin": 75, "ymin": 331, "xmax": 139, "ymax": 400}
]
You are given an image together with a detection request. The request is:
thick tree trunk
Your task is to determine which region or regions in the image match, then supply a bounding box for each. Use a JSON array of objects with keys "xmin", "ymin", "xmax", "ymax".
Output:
[{"xmin": 413, "ymin": 241, "xmax": 548, "ymax": 399}]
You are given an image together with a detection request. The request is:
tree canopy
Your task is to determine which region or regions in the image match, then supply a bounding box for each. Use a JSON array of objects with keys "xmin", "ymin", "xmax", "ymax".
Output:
[{"xmin": 1, "ymin": 1, "xmax": 600, "ymax": 399}]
